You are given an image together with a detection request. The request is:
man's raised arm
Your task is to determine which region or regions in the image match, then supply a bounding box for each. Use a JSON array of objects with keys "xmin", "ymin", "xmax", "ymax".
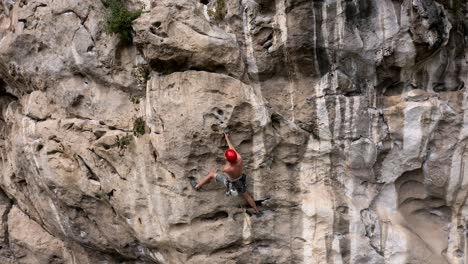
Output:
[{"xmin": 224, "ymin": 133, "xmax": 236, "ymax": 151}]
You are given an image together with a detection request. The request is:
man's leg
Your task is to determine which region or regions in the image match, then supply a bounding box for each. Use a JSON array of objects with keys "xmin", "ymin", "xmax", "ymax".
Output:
[
  {"xmin": 242, "ymin": 192, "xmax": 259, "ymax": 213},
  {"xmin": 193, "ymin": 171, "xmax": 216, "ymax": 190}
]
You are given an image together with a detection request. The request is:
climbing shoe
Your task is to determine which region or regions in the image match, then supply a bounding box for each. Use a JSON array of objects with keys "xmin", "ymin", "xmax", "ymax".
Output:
[{"xmin": 191, "ymin": 179, "xmax": 200, "ymax": 192}]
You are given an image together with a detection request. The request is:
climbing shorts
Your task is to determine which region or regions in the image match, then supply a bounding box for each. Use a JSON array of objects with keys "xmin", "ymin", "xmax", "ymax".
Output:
[{"xmin": 215, "ymin": 173, "xmax": 247, "ymax": 196}]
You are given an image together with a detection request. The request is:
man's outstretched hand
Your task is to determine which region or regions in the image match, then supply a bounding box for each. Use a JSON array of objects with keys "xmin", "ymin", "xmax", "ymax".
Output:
[
  {"xmin": 224, "ymin": 131, "xmax": 231, "ymax": 143},
  {"xmin": 223, "ymin": 129, "xmax": 236, "ymax": 151}
]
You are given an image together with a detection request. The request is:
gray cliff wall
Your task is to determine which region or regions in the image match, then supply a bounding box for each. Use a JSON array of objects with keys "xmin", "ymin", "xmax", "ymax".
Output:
[{"xmin": 0, "ymin": 0, "xmax": 467, "ymax": 263}]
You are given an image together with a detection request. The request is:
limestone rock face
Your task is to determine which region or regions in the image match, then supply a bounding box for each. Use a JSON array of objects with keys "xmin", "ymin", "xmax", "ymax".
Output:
[{"xmin": 0, "ymin": 0, "xmax": 467, "ymax": 263}]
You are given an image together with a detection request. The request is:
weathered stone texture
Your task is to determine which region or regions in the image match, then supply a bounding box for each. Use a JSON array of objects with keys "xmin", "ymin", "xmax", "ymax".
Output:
[{"xmin": 0, "ymin": 0, "xmax": 467, "ymax": 263}]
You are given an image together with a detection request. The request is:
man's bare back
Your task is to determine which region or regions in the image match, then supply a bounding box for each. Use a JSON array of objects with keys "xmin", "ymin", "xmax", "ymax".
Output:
[{"xmin": 223, "ymin": 154, "xmax": 243, "ymax": 180}]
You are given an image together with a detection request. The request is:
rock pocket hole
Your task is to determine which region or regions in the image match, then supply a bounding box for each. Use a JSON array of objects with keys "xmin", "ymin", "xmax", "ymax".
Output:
[
  {"xmin": 17, "ymin": 179, "xmax": 27, "ymax": 191},
  {"xmin": 71, "ymin": 95, "xmax": 84, "ymax": 107},
  {"xmin": 152, "ymin": 150, "xmax": 158, "ymax": 162},
  {"xmin": 337, "ymin": 206, "xmax": 349, "ymax": 214},
  {"xmin": 152, "ymin": 21, "xmax": 161, "ymax": 28},
  {"xmin": 271, "ymin": 113, "xmax": 282, "ymax": 130},
  {"xmin": 200, "ymin": 0, "xmax": 209, "ymax": 4},
  {"xmin": 149, "ymin": 26, "xmax": 168, "ymax": 38},
  {"xmin": 216, "ymin": 109, "xmax": 224, "ymax": 116},
  {"xmin": 36, "ymin": 144, "xmax": 44, "ymax": 152},
  {"xmin": 195, "ymin": 210, "xmax": 229, "ymax": 222},
  {"xmin": 49, "ymin": 255, "xmax": 62, "ymax": 264},
  {"xmin": 107, "ymin": 189, "xmax": 115, "ymax": 199},
  {"xmin": 93, "ymin": 130, "xmax": 106, "ymax": 139},
  {"xmin": 211, "ymin": 124, "xmax": 220, "ymax": 132}
]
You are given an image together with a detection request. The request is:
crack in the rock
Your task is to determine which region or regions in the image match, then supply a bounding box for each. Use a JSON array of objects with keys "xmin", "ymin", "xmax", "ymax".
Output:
[
  {"xmin": 24, "ymin": 113, "xmax": 49, "ymax": 122},
  {"xmin": 63, "ymin": 8, "xmax": 95, "ymax": 47},
  {"xmin": 360, "ymin": 208, "xmax": 384, "ymax": 257},
  {"xmin": 1, "ymin": 195, "xmax": 13, "ymax": 249},
  {"xmin": 379, "ymin": 112, "xmax": 390, "ymax": 139},
  {"xmin": 76, "ymin": 154, "xmax": 100, "ymax": 182},
  {"xmin": 367, "ymin": 235, "xmax": 384, "ymax": 257},
  {"xmin": 306, "ymin": 94, "xmax": 364, "ymax": 104},
  {"xmin": 88, "ymin": 148, "xmax": 127, "ymax": 182},
  {"xmin": 80, "ymin": 8, "xmax": 96, "ymax": 45},
  {"xmin": 0, "ymin": 188, "xmax": 57, "ymax": 251},
  {"xmin": 56, "ymin": 9, "xmax": 83, "ymax": 20},
  {"xmin": 71, "ymin": 26, "xmax": 82, "ymax": 44},
  {"xmin": 0, "ymin": 80, "xmax": 19, "ymax": 101},
  {"xmin": 32, "ymin": 3, "xmax": 47, "ymax": 13},
  {"xmin": 180, "ymin": 21, "xmax": 228, "ymax": 41}
]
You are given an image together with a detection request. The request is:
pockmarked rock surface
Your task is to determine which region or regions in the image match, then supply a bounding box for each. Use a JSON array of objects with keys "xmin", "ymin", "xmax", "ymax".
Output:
[{"xmin": 0, "ymin": 0, "xmax": 467, "ymax": 263}]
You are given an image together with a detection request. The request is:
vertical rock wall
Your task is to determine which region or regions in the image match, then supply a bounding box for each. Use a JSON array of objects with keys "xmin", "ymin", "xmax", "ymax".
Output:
[{"xmin": 0, "ymin": 0, "xmax": 467, "ymax": 263}]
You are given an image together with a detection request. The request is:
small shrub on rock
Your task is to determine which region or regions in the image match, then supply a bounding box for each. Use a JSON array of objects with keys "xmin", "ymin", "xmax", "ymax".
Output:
[
  {"xmin": 208, "ymin": 0, "xmax": 225, "ymax": 21},
  {"xmin": 133, "ymin": 117, "xmax": 146, "ymax": 136},
  {"xmin": 103, "ymin": 0, "xmax": 142, "ymax": 45},
  {"xmin": 115, "ymin": 134, "xmax": 132, "ymax": 149}
]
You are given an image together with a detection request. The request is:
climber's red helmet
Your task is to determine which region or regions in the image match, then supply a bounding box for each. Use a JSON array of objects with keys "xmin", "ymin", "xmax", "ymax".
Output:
[{"xmin": 225, "ymin": 149, "xmax": 238, "ymax": 163}]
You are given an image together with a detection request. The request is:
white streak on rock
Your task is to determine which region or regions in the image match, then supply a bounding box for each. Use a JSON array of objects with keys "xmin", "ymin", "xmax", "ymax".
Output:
[
  {"xmin": 334, "ymin": 96, "xmax": 341, "ymax": 140},
  {"xmin": 352, "ymin": 96, "xmax": 361, "ymax": 138},
  {"xmin": 403, "ymin": 102, "xmax": 423, "ymax": 155}
]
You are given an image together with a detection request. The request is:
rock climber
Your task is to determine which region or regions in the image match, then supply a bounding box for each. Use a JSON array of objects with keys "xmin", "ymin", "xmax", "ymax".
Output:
[{"xmin": 191, "ymin": 132, "xmax": 260, "ymax": 214}]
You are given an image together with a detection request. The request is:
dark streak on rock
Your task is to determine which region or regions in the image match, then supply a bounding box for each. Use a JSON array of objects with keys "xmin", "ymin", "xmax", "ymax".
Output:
[{"xmin": 77, "ymin": 154, "xmax": 101, "ymax": 182}]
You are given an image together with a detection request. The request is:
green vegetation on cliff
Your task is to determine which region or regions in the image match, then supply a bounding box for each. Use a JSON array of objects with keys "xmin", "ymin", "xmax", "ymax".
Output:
[
  {"xmin": 208, "ymin": 0, "xmax": 225, "ymax": 21},
  {"xmin": 103, "ymin": 0, "xmax": 141, "ymax": 45}
]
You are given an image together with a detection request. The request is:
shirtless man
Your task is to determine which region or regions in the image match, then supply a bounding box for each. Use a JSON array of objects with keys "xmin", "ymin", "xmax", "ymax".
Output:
[{"xmin": 191, "ymin": 133, "xmax": 259, "ymax": 214}]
